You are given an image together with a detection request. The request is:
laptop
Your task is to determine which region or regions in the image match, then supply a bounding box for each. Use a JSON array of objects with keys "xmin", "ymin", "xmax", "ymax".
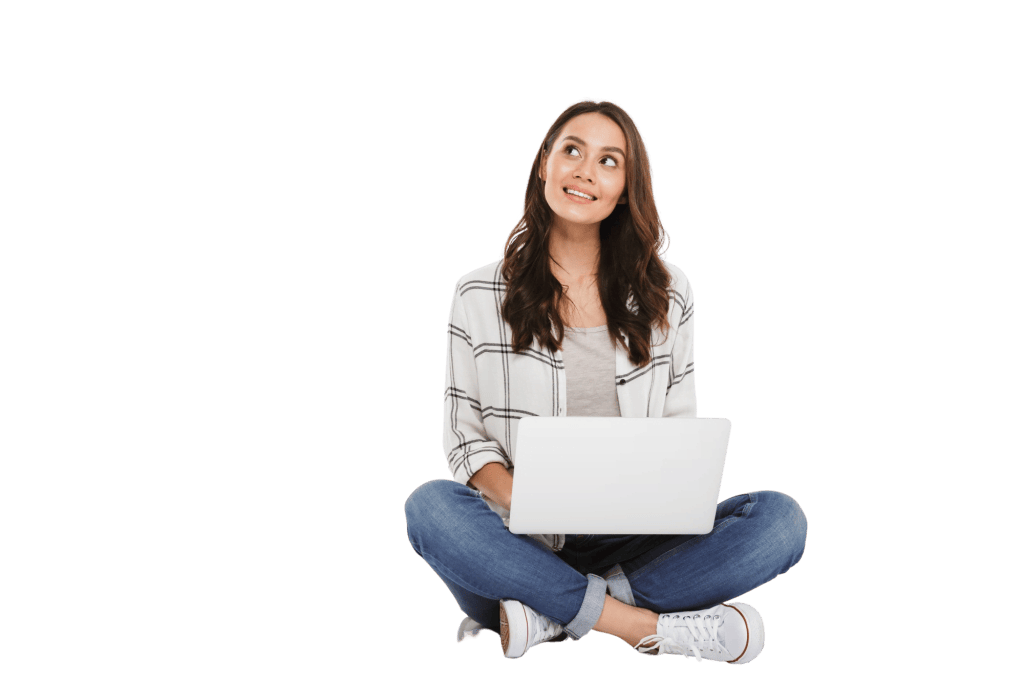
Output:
[{"xmin": 508, "ymin": 417, "xmax": 731, "ymax": 535}]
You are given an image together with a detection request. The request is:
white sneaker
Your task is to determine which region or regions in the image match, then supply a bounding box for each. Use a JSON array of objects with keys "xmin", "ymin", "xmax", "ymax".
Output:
[
  {"xmin": 499, "ymin": 599, "xmax": 567, "ymax": 658},
  {"xmin": 634, "ymin": 602, "xmax": 764, "ymax": 663}
]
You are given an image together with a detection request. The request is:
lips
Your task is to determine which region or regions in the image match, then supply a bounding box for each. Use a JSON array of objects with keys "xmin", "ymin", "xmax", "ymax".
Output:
[{"xmin": 563, "ymin": 186, "xmax": 597, "ymax": 201}]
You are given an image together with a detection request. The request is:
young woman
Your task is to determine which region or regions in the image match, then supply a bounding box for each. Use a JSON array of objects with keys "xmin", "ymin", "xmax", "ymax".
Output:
[{"xmin": 405, "ymin": 101, "xmax": 807, "ymax": 663}]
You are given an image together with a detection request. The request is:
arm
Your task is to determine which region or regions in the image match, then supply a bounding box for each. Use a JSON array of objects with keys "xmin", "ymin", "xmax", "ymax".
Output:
[
  {"xmin": 663, "ymin": 273, "xmax": 697, "ymax": 419},
  {"xmin": 443, "ymin": 279, "xmax": 514, "ymax": 490},
  {"xmin": 468, "ymin": 462, "xmax": 514, "ymax": 511}
]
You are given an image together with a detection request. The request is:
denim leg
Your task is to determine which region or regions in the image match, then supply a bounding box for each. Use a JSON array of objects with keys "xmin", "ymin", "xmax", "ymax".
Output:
[
  {"xmin": 608, "ymin": 491, "xmax": 808, "ymax": 613},
  {"xmin": 405, "ymin": 479, "xmax": 608, "ymax": 640}
]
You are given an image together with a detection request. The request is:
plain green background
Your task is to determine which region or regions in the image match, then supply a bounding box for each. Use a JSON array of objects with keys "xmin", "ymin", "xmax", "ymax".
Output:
[{"xmin": 2, "ymin": 1, "xmax": 1020, "ymax": 679}]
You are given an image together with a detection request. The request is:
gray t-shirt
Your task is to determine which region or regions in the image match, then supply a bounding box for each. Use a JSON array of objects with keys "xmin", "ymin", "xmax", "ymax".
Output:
[{"xmin": 562, "ymin": 324, "xmax": 621, "ymax": 417}]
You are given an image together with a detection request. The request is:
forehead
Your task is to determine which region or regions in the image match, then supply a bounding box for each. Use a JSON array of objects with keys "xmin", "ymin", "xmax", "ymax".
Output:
[{"xmin": 557, "ymin": 113, "xmax": 626, "ymax": 152}]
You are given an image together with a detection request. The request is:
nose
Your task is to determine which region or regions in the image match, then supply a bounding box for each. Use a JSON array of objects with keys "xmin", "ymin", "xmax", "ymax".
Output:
[{"xmin": 573, "ymin": 158, "xmax": 597, "ymax": 184}]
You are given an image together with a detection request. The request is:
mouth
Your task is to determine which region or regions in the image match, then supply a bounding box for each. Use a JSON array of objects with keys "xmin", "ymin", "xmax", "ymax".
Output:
[{"xmin": 563, "ymin": 187, "xmax": 597, "ymax": 201}]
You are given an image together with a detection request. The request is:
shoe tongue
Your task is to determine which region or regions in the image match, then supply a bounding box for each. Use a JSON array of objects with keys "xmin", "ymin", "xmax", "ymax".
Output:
[{"xmin": 658, "ymin": 607, "xmax": 734, "ymax": 650}]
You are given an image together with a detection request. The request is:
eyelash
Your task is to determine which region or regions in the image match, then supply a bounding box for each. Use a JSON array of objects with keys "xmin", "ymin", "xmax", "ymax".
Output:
[{"xmin": 564, "ymin": 144, "xmax": 618, "ymax": 167}]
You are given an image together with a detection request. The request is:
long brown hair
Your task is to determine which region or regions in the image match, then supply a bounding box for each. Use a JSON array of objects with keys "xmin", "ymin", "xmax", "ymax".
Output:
[{"xmin": 500, "ymin": 101, "xmax": 672, "ymax": 368}]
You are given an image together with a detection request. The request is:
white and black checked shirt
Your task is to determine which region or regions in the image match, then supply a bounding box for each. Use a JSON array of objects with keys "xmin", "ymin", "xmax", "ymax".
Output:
[{"xmin": 443, "ymin": 259, "xmax": 696, "ymax": 551}]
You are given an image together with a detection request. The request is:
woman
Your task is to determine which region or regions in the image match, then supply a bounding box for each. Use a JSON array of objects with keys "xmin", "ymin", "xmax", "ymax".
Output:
[{"xmin": 405, "ymin": 101, "xmax": 807, "ymax": 662}]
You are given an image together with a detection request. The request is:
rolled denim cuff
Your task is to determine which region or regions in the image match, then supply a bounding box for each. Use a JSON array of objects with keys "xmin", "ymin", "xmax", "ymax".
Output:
[
  {"xmin": 602, "ymin": 563, "xmax": 636, "ymax": 607},
  {"xmin": 563, "ymin": 573, "xmax": 608, "ymax": 640}
]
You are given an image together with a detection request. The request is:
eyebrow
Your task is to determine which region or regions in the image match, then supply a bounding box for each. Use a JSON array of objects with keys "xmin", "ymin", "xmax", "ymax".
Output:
[{"xmin": 561, "ymin": 135, "xmax": 625, "ymax": 158}]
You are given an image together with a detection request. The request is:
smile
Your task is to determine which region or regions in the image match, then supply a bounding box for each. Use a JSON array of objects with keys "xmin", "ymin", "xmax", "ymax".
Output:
[{"xmin": 564, "ymin": 187, "xmax": 597, "ymax": 201}]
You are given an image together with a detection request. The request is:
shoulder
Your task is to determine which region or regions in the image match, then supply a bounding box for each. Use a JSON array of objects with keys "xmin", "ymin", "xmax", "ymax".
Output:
[
  {"xmin": 450, "ymin": 260, "xmax": 506, "ymax": 329},
  {"xmin": 453, "ymin": 259, "xmax": 505, "ymax": 294},
  {"xmin": 452, "ymin": 259, "xmax": 507, "ymax": 333},
  {"xmin": 660, "ymin": 260, "xmax": 694, "ymax": 334},
  {"xmin": 661, "ymin": 260, "xmax": 692, "ymax": 300}
]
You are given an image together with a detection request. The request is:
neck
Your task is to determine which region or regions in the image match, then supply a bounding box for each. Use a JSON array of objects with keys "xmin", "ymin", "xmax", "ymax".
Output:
[{"xmin": 547, "ymin": 218, "xmax": 601, "ymax": 281}]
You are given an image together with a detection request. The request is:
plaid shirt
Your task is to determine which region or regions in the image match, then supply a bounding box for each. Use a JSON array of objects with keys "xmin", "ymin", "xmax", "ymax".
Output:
[{"xmin": 443, "ymin": 259, "xmax": 696, "ymax": 551}]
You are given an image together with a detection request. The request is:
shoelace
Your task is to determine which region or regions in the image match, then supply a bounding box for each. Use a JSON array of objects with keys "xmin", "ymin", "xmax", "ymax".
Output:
[{"xmin": 634, "ymin": 612, "xmax": 730, "ymax": 661}]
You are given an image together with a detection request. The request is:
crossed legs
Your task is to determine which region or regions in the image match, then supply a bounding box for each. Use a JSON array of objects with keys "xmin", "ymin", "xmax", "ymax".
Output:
[{"xmin": 406, "ymin": 480, "xmax": 807, "ymax": 648}]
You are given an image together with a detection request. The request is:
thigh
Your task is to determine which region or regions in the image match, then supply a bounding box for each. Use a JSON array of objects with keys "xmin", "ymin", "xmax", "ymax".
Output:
[
  {"xmin": 406, "ymin": 480, "xmax": 583, "ymax": 594},
  {"xmin": 405, "ymin": 479, "xmax": 595, "ymax": 626},
  {"xmin": 618, "ymin": 491, "xmax": 808, "ymax": 613}
]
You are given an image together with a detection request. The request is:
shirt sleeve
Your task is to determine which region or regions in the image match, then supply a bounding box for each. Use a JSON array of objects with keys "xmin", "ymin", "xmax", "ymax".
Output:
[
  {"xmin": 663, "ymin": 274, "xmax": 697, "ymax": 419},
  {"xmin": 443, "ymin": 280, "xmax": 513, "ymax": 487}
]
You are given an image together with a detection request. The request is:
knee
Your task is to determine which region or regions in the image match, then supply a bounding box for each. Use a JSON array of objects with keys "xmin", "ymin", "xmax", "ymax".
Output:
[
  {"xmin": 753, "ymin": 491, "xmax": 807, "ymax": 567},
  {"xmin": 405, "ymin": 479, "xmax": 460, "ymax": 529},
  {"xmin": 405, "ymin": 478, "xmax": 478, "ymax": 547}
]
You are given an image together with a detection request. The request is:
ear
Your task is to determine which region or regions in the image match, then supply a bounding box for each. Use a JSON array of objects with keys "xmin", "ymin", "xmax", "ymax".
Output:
[
  {"xmin": 538, "ymin": 151, "xmax": 547, "ymax": 182},
  {"xmin": 617, "ymin": 191, "xmax": 627, "ymax": 205}
]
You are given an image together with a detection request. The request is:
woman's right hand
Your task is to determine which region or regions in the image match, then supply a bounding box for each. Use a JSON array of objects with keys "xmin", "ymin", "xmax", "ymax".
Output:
[{"xmin": 468, "ymin": 462, "xmax": 514, "ymax": 511}]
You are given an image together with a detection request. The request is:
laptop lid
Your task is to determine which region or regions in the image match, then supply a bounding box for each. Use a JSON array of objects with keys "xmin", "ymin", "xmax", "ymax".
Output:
[{"xmin": 509, "ymin": 417, "xmax": 730, "ymax": 535}]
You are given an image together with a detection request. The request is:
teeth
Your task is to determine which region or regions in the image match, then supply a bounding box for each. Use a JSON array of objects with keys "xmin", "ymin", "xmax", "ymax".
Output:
[{"xmin": 565, "ymin": 188, "xmax": 595, "ymax": 200}]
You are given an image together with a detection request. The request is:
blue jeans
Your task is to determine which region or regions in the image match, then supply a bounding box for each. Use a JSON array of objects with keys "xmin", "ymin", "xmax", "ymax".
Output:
[{"xmin": 405, "ymin": 480, "xmax": 807, "ymax": 641}]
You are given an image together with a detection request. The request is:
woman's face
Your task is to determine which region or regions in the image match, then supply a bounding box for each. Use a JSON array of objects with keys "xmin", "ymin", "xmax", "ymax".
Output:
[{"xmin": 539, "ymin": 112, "xmax": 628, "ymax": 230}]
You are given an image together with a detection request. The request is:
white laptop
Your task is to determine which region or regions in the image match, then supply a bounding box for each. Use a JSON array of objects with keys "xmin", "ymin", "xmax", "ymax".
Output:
[{"xmin": 508, "ymin": 417, "xmax": 731, "ymax": 535}]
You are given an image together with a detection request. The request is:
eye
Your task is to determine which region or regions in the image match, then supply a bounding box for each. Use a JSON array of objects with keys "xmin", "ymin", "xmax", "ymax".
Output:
[{"xmin": 565, "ymin": 143, "xmax": 618, "ymax": 166}]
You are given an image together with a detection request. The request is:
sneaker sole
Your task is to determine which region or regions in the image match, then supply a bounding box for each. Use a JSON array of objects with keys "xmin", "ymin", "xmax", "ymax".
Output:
[
  {"xmin": 499, "ymin": 600, "xmax": 528, "ymax": 658},
  {"xmin": 725, "ymin": 603, "xmax": 764, "ymax": 664}
]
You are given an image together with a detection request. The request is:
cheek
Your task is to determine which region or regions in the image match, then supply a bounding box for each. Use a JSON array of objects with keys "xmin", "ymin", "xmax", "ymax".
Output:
[
  {"xmin": 545, "ymin": 178, "xmax": 559, "ymax": 202},
  {"xmin": 544, "ymin": 180, "xmax": 565, "ymax": 210},
  {"xmin": 606, "ymin": 177, "xmax": 626, "ymax": 201}
]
